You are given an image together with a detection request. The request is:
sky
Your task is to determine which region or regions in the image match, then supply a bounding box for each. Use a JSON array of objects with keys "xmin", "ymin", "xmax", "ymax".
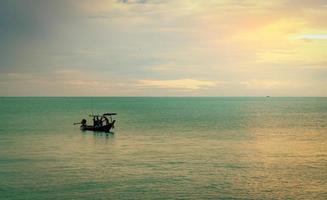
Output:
[{"xmin": 0, "ymin": 0, "xmax": 326, "ymax": 96}]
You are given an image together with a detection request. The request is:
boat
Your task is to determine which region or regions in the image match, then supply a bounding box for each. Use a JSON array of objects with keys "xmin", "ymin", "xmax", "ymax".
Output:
[{"xmin": 74, "ymin": 113, "xmax": 117, "ymax": 133}]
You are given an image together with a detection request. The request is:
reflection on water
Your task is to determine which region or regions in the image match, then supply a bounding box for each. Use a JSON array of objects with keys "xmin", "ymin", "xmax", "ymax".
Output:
[
  {"xmin": 91, "ymin": 131, "xmax": 115, "ymax": 138},
  {"xmin": 0, "ymin": 97, "xmax": 326, "ymax": 199}
]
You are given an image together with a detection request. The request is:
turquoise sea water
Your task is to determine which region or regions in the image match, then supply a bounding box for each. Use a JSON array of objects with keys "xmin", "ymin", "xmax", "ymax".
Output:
[{"xmin": 0, "ymin": 97, "xmax": 326, "ymax": 199}]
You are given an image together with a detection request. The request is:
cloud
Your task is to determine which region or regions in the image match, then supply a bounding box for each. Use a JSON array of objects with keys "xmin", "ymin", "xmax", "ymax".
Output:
[
  {"xmin": 138, "ymin": 79, "xmax": 218, "ymax": 90},
  {"xmin": 117, "ymin": 0, "xmax": 163, "ymax": 4},
  {"xmin": 0, "ymin": 70, "xmax": 135, "ymax": 96},
  {"xmin": 241, "ymin": 79, "xmax": 297, "ymax": 90},
  {"xmin": 291, "ymin": 34, "xmax": 327, "ymax": 40}
]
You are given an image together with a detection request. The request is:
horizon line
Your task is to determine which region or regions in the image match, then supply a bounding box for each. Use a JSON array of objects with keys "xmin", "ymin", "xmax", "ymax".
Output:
[{"xmin": 1, "ymin": 96, "xmax": 326, "ymax": 98}]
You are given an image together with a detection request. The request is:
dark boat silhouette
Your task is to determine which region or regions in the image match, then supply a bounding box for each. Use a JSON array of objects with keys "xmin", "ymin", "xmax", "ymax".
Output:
[{"xmin": 74, "ymin": 113, "xmax": 117, "ymax": 133}]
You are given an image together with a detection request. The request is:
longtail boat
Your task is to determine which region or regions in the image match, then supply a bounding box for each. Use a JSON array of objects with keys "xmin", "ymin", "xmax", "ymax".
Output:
[{"xmin": 74, "ymin": 113, "xmax": 117, "ymax": 133}]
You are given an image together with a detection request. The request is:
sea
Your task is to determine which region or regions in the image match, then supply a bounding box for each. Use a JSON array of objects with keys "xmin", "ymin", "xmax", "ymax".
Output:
[{"xmin": 0, "ymin": 97, "xmax": 326, "ymax": 199}]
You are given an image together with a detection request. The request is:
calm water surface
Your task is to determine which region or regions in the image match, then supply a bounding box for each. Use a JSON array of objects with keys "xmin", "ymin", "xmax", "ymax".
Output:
[{"xmin": 0, "ymin": 97, "xmax": 326, "ymax": 199}]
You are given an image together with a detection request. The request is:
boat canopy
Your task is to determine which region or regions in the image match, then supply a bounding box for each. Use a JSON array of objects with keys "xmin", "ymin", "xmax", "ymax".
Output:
[
  {"xmin": 89, "ymin": 113, "xmax": 117, "ymax": 117},
  {"xmin": 103, "ymin": 113, "xmax": 117, "ymax": 116}
]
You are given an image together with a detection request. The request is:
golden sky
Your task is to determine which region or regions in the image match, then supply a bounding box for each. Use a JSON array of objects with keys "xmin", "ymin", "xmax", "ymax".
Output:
[{"xmin": 0, "ymin": 0, "xmax": 326, "ymax": 96}]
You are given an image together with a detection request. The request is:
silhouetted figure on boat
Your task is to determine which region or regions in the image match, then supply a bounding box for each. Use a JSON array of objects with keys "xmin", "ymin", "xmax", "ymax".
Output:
[
  {"xmin": 93, "ymin": 116, "xmax": 96, "ymax": 127},
  {"xmin": 99, "ymin": 117, "xmax": 103, "ymax": 127}
]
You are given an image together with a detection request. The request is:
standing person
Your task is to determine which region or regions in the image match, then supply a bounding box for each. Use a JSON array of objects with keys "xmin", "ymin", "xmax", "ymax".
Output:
[
  {"xmin": 93, "ymin": 116, "xmax": 96, "ymax": 127},
  {"xmin": 96, "ymin": 116, "xmax": 100, "ymax": 127},
  {"xmin": 99, "ymin": 117, "xmax": 103, "ymax": 127}
]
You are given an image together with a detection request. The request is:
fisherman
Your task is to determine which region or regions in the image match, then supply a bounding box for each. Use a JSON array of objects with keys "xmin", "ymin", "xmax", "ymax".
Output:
[
  {"xmin": 95, "ymin": 116, "xmax": 100, "ymax": 127},
  {"xmin": 99, "ymin": 117, "xmax": 103, "ymax": 127},
  {"xmin": 81, "ymin": 119, "xmax": 87, "ymax": 126},
  {"xmin": 93, "ymin": 116, "xmax": 96, "ymax": 127}
]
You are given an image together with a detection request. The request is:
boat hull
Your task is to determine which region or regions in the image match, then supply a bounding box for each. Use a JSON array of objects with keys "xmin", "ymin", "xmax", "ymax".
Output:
[{"xmin": 80, "ymin": 124, "xmax": 114, "ymax": 133}]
